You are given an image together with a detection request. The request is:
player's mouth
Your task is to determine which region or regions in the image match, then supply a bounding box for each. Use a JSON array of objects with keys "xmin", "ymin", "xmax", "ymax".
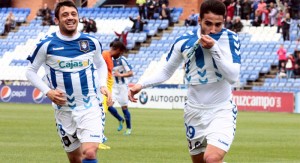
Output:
[{"xmin": 65, "ymin": 21, "xmax": 76, "ymax": 28}]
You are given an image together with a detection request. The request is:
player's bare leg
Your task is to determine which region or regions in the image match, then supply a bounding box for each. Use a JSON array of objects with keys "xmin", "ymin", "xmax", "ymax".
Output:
[
  {"xmin": 66, "ymin": 147, "xmax": 82, "ymax": 163},
  {"xmin": 204, "ymin": 144, "xmax": 226, "ymax": 163},
  {"xmin": 191, "ymin": 144, "xmax": 226, "ymax": 163},
  {"xmin": 81, "ymin": 142, "xmax": 99, "ymax": 162},
  {"xmin": 191, "ymin": 152, "xmax": 204, "ymax": 163}
]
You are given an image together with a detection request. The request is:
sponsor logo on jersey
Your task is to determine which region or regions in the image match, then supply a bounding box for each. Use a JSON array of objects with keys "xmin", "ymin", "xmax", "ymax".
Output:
[
  {"xmin": 139, "ymin": 91, "xmax": 148, "ymax": 105},
  {"xmin": 57, "ymin": 59, "xmax": 90, "ymax": 69},
  {"xmin": 79, "ymin": 40, "xmax": 90, "ymax": 52},
  {"xmin": 0, "ymin": 86, "xmax": 27, "ymax": 102},
  {"xmin": 32, "ymin": 88, "xmax": 45, "ymax": 103}
]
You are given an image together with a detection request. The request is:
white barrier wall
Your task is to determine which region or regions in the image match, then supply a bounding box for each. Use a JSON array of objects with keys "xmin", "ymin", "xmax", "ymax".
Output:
[{"xmin": 114, "ymin": 89, "xmax": 187, "ymax": 109}]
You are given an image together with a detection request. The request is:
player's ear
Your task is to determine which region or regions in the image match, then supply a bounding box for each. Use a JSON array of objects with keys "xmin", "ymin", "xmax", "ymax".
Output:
[
  {"xmin": 54, "ymin": 17, "xmax": 59, "ymax": 25},
  {"xmin": 198, "ymin": 16, "xmax": 201, "ymax": 25}
]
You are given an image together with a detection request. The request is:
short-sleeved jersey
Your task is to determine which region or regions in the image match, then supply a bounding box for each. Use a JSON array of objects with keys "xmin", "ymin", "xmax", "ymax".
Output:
[
  {"xmin": 113, "ymin": 56, "xmax": 132, "ymax": 84},
  {"xmin": 27, "ymin": 32, "xmax": 104, "ymax": 111}
]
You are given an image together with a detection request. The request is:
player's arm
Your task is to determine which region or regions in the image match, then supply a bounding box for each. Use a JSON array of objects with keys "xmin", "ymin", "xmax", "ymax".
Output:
[
  {"xmin": 129, "ymin": 42, "xmax": 183, "ymax": 102},
  {"xmin": 114, "ymin": 57, "xmax": 133, "ymax": 77},
  {"xmin": 138, "ymin": 42, "xmax": 183, "ymax": 88},
  {"xmin": 114, "ymin": 70, "xmax": 133, "ymax": 77},
  {"xmin": 26, "ymin": 42, "xmax": 66, "ymax": 105},
  {"xmin": 94, "ymin": 43, "xmax": 111, "ymax": 103},
  {"xmin": 201, "ymin": 34, "xmax": 241, "ymax": 84}
]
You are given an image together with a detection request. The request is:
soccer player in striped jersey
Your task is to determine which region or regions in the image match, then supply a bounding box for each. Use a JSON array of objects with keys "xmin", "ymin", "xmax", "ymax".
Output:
[
  {"xmin": 108, "ymin": 41, "xmax": 133, "ymax": 135},
  {"xmin": 26, "ymin": 1, "xmax": 110, "ymax": 163},
  {"xmin": 129, "ymin": 0, "xmax": 240, "ymax": 162},
  {"xmin": 98, "ymin": 40, "xmax": 127, "ymax": 149}
]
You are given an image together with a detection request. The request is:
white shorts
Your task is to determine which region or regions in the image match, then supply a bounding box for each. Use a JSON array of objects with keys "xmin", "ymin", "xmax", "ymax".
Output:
[
  {"xmin": 112, "ymin": 84, "xmax": 129, "ymax": 106},
  {"xmin": 184, "ymin": 101, "xmax": 237, "ymax": 155},
  {"xmin": 55, "ymin": 100, "xmax": 106, "ymax": 152}
]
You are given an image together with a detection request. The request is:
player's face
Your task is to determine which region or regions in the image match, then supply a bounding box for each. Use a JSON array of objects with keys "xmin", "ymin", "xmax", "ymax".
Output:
[
  {"xmin": 110, "ymin": 48, "xmax": 123, "ymax": 58},
  {"xmin": 199, "ymin": 12, "xmax": 224, "ymax": 35},
  {"xmin": 55, "ymin": 6, "xmax": 78, "ymax": 36}
]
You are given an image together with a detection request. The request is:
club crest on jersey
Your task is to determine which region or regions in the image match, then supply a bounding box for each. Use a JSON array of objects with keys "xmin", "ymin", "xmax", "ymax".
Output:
[{"xmin": 78, "ymin": 40, "xmax": 89, "ymax": 52}]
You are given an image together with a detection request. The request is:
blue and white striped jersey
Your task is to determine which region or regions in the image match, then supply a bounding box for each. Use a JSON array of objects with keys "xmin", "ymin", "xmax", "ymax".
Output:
[
  {"xmin": 26, "ymin": 31, "xmax": 107, "ymax": 111},
  {"xmin": 168, "ymin": 28, "xmax": 241, "ymax": 85},
  {"xmin": 138, "ymin": 28, "xmax": 241, "ymax": 105},
  {"xmin": 113, "ymin": 56, "xmax": 132, "ymax": 84}
]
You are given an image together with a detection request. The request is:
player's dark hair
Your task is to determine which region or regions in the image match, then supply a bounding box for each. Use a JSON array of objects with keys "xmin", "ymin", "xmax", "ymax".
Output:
[
  {"xmin": 110, "ymin": 40, "xmax": 126, "ymax": 51},
  {"xmin": 200, "ymin": 0, "xmax": 226, "ymax": 19},
  {"xmin": 54, "ymin": 0, "xmax": 78, "ymax": 20}
]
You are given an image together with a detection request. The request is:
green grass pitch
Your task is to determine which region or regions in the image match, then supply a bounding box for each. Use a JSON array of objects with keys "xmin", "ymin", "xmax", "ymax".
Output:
[{"xmin": 0, "ymin": 103, "xmax": 300, "ymax": 163}]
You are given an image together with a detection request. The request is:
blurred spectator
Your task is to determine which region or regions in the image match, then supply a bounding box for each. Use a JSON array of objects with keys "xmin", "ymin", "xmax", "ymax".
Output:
[
  {"xmin": 262, "ymin": 6, "xmax": 269, "ymax": 26},
  {"xmin": 114, "ymin": 30, "xmax": 129, "ymax": 46},
  {"xmin": 158, "ymin": 0, "xmax": 169, "ymax": 7},
  {"xmin": 42, "ymin": 12, "xmax": 54, "ymax": 26},
  {"xmin": 268, "ymin": 2, "xmax": 277, "ymax": 27},
  {"xmin": 54, "ymin": 0, "xmax": 59, "ymax": 9},
  {"xmin": 227, "ymin": 1, "xmax": 235, "ymax": 20},
  {"xmin": 86, "ymin": 19, "xmax": 97, "ymax": 33},
  {"xmin": 232, "ymin": 17, "xmax": 243, "ymax": 33},
  {"xmin": 276, "ymin": 9, "xmax": 284, "ymax": 33},
  {"xmin": 241, "ymin": 0, "xmax": 252, "ymax": 19},
  {"xmin": 146, "ymin": 0, "xmax": 157, "ymax": 19},
  {"xmin": 225, "ymin": 16, "xmax": 233, "ymax": 30},
  {"xmin": 250, "ymin": 0, "xmax": 259, "ymax": 19},
  {"xmin": 4, "ymin": 12, "xmax": 15, "ymax": 34},
  {"xmin": 277, "ymin": 44, "xmax": 287, "ymax": 70},
  {"xmin": 136, "ymin": 0, "xmax": 146, "ymax": 19},
  {"xmin": 285, "ymin": 54, "xmax": 295, "ymax": 78},
  {"xmin": 257, "ymin": 0, "xmax": 267, "ymax": 14},
  {"xmin": 251, "ymin": 10, "xmax": 262, "ymax": 27},
  {"xmin": 294, "ymin": 52, "xmax": 300, "ymax": 77},
  {"xmin": 36, "ymin": 3, "xmax": 52, "ymax": 20},
  {"xmin": 293, "ymin": 63, "xmax": 300, "ymax": 78},
  {"xmin": 184, "ymin": 9, "xmax": 198, "ymax": 27},
  {"xmin": 277, "ymin": 65, "xmax": 287, "ymax": 78},
  {"xmin": 41, "ymin": 3, "xmax": 52, "ymax": 18},
  {"xmin": 234, "ymin": 1, "xmax": 242, "ymax": 17},
  {"xmin": 283, "ymin": 1, "xmax": 291, "ymax": 16},
  {"xmin": 129, "ymin": 16, "xmax": 147, "ymax": 33},
  {"xmin": 281, "ymin": 13, "xmax": 291, "ymax": 41},
  {"xmin": 159, "ymin": 3, "xmax": 172, "ymax": 24},
  {"xmin": 79, "ymin": 17, "xmax": 89, "ymax": 32},
  {"xmin": 36, "ymin": 5, "xmax": 44, "ymax": 19},
  {"xmin": 222, "ymin": 0, "xmax": 231, "ymax": 7}
]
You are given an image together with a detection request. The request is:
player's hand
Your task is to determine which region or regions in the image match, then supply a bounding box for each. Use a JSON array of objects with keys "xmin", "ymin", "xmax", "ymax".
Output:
[
  {"xmin": 113, "ymin": 70, "xmax": 122, "ymax": 77},
  {"xmin": 128, "ymin": 84, "xmax": 142, "ymax": 103},
  {"xmin": 100, "ymin": 86, "xmax": 112, "ymax": 105},
  {"xmin": 200, "ymin": 34, "xmax": 215, "ymax": 49},
  {"xmin": 46, "ymin": 89, "xmax": 66, "ymax": 106}
]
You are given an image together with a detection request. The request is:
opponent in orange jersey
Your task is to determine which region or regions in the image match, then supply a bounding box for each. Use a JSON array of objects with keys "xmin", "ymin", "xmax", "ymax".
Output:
[{"xmin": 99, "ymin": 40, "xmax": 127, "ymax": 149}]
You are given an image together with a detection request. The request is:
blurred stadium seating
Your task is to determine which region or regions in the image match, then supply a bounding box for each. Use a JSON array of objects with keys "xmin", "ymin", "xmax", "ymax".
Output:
[{"xmin": 0, "ymin": 6, "xmax": 299, "ymax": 93}]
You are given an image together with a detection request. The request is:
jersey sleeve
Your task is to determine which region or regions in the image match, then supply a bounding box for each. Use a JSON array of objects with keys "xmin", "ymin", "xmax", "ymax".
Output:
[
  {"xmin": 93, "ymin": 40, "xmax": 107, "ymax": 88},
  {"xmin": 209, "ymin": 31, "xmax": 241, "ymax": 84},
  {"xmin": 26, "ymin": 41, "xmax": 52, "ymax": 94},
  {"xmin": 138, "ymin": 41, "xmax": 183, "ymax": 88}
]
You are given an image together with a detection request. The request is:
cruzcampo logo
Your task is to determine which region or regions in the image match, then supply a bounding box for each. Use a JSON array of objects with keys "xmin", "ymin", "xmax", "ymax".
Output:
[{"xmin": 57, "ymin": 60, "xmax": 90, "ymax": 69}]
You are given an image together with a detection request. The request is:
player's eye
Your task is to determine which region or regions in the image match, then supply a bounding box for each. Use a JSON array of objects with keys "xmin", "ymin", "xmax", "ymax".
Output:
[
  {"xmin": 215, "ymin": 23, "xmax": 222, "ymax": 27},
  {"xmin": 205, "ymin": 21, "xmax": 212, "ymax": 26}
]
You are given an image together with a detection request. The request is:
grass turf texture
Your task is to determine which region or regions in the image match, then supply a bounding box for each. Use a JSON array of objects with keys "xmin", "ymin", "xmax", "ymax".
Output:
[{"xmin": 0, "ymin": 103, "xmax": 300, "ymax": 163}]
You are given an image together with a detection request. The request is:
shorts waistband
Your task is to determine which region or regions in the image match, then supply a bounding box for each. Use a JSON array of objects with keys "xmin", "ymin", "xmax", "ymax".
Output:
[{"xmin": 187, "ymin": 100, "xmax": 234, "ymax": 110}]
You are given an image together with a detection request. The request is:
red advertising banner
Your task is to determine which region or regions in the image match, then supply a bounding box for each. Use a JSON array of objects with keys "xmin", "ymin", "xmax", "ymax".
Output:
[{"xmin": 232, "ymin": 91, "xmax": 294, "ymax": 113}]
